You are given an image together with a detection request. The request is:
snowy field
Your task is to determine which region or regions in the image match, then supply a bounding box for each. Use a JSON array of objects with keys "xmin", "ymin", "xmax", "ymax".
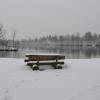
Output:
[{"xmin": 0, "ymin": 58, "xmax": 100, "ymax": 100}]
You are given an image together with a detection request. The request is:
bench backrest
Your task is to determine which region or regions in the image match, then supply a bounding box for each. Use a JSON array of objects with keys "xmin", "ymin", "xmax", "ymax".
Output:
[{"xmin": 25, "ymin": 55, "xmax": 65, "ymax": 61}]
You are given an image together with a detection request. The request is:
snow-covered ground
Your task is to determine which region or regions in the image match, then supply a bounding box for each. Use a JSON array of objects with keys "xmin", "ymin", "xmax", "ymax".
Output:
[{"xmin": 0, "ymin": 58, "xmax": 100, "ymax": 100}]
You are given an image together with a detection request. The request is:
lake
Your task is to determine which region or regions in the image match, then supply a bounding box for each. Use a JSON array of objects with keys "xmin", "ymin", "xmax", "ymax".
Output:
[{"xmin": 0, "ymin": 46, "xmax": 100, "ymax": 59}]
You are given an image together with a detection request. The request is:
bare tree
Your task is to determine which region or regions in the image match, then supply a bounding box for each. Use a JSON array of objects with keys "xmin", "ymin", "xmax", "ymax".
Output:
[
  {"xmin": 0, "ymin": 24, "xmax": 7, "ymax": 48},
  {"xmin": 0, "ymin": 24, "xmax": 5, "ymax": 39},
  {"xmin": 12, "ymin": 30, "xmax": 16, "ymax": 48}
]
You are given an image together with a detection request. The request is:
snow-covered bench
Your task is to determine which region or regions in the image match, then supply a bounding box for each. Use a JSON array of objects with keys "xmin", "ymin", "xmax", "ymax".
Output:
[{"xmin": 24, "ymin": 54, "xmax": 65, "ymax": 70}]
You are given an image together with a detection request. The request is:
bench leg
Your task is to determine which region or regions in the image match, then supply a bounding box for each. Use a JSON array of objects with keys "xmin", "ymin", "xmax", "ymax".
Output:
[
  {"xmin": 27, "ymin": 63, "xmax": 39, "ymax": 70},
  {"xmin": 53, "ymin": 64, "xmax": 62, "ymax": 69},
  {"xmin": 52, "ymin": 65, "xmax": 56, "ymax": 69},
  {"xmin": 31, "ymin": 64, "xmax": 39, "ymax": 70}
]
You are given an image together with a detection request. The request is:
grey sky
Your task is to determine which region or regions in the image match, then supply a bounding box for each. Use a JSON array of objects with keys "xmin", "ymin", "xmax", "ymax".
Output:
[{"xmin": 0, "ymin": 0, "xmax": 100, "ymax": 39}]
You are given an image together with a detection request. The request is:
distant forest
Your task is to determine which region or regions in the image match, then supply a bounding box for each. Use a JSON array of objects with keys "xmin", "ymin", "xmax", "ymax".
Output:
[
  {"xmin": 34, "ymin": 32, "xmax": 99, "ymax": 42},
  {"xmin": 0, "ymin": 24, "xmax": 100, "ymax": 49}
]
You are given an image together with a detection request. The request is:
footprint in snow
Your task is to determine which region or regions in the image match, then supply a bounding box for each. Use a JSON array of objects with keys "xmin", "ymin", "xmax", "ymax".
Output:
[
  {"xmin": 21, "ymin": 80, "xmax": 27, "ymax": 83},
  {"xmin": 4, "ymin": 89, "xmax": 9, "ymax": 94},
  {"xmin": 4, "ymin": 96, "xmax": 10, "ymax": 100},
  {"xmin": 34, "ymin": 79, "xmax": 39, "ymax": 82},
  {"xmin": 68, "ymin": 96, "xmax": 73, "ymax": 100},
  {"xmin": 14, "ymin": 80, "xmax": 28, "ymax": 88},
  {"xmin": 93, "ymin": 84, "xmax": 100, "ymax": 89},
  {"xmin": 14, "ymin": 84, "xmax": 20, "ymax": 88},
  {"xmin": 4, "ymin": 89, "xmax": 11, "ymax": 100},
  {"xmin": 56, "ymin": 74, "xmax": 60, "ymax": 77}
]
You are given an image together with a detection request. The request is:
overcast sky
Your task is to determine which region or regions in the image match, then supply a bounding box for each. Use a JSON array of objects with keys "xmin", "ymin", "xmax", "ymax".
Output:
[{"xmin": 0, "ymin": 0, "xmax": 100, "ymax": 39}]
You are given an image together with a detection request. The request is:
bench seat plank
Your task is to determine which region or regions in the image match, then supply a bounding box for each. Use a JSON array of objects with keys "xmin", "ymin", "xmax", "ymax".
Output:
[
  {"xmin": 25, "ymin": 55, "xmax": 65, "ymax": 61},
  {"xmin": 27, "ymin": 61, "xmax": 64, "ymax": 66}
]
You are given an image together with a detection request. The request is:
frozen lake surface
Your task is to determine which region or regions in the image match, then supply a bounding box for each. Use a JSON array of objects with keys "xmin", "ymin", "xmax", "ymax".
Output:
[{"xmin": 0, "ymin": 47, "xmax": 100, "ymax": 59}]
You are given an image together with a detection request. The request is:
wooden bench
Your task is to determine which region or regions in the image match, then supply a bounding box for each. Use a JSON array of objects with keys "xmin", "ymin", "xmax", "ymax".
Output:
[{"xmin": 24, "ymin": 54, "xmax": 65, "ymax": 70}]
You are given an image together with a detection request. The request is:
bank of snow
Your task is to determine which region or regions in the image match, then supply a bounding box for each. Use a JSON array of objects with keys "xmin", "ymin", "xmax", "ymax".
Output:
[{"xmin": 0, "ymin": 58, "xmax": 100, "ymax": 100}]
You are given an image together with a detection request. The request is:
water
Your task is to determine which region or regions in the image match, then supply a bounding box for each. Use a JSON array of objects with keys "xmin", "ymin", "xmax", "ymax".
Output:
[{"xmin": 0, "ymin": 46, "xmax": 100, "ymax": 59}]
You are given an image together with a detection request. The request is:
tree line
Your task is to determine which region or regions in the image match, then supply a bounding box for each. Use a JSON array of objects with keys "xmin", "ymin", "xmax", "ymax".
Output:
[
  {"xmin": 0, "ymin": 24, "xmax": 100, "ymax": 49},
  {"xmin": 21, "ymin": 32, "xmax": 100, "ymax": 48},
  {"xmin": 34, "ymin": 32, "xmax": 100, "ymax": 42}
]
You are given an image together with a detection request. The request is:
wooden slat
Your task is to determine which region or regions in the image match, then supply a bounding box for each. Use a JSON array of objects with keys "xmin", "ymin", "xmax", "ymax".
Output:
[
  {"xmin": 25, "ymin": 55, "xmax": 65, "ymax": 61},
  {"xmin": 27, "ymin": 62, "xmax": 64, "ymax": 66},
  {"xmin": 24, "ymin": 59, "xmax": 29, "ymax": 62},
  {"xmin": 25, "ymin": 54, "xmax": 60, "ymax": 57},
  {"xmin": 26, "ymin": 55, "xmax": 65, "ymax": 58}
]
